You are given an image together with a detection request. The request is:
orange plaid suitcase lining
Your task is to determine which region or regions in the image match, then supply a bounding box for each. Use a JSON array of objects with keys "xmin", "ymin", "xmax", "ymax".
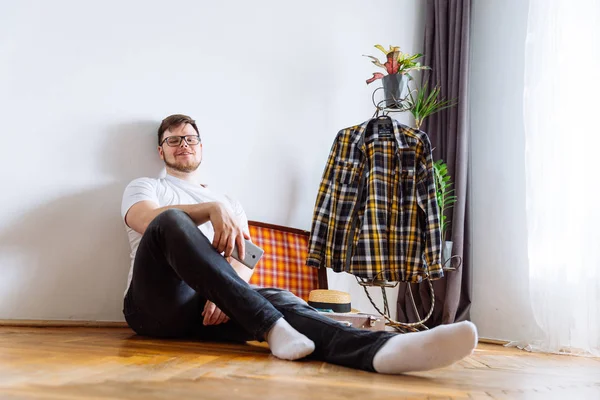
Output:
[{"xmin": 248, "ymin": 224, "xmax": 319, "ymax": 301}]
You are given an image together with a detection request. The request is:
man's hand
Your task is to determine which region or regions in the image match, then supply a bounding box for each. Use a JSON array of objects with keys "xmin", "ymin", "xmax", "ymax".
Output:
[
  {"xmin": 202, "ymin": 300, "xmax": 230, "ymax": 325},
  {"xmin": 209, "ymin": 202, "xmax": 250, "ymax": 258}
]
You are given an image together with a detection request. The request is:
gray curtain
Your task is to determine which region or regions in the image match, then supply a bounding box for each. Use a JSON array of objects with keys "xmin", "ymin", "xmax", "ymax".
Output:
[{"xmin": 397, "ymin": 0, "xmax": 472, "ymax": 326}]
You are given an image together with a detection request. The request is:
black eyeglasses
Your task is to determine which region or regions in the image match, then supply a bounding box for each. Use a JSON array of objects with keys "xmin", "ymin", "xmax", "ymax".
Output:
[{"xmin": 160, "ymin": 135, "xmax": 201, "ymax": 147}]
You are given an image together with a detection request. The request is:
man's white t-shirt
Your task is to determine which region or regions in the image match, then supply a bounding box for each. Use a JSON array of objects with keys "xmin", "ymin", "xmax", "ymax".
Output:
[{"xmin": 120, "ymin": 174, "xmax": 249, "ymax": 297}]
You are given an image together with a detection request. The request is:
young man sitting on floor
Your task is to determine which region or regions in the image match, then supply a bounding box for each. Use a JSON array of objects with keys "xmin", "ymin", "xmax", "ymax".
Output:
[{"xmin": 120, "ymin": 114, "xmax": 478, "ymax": 374}]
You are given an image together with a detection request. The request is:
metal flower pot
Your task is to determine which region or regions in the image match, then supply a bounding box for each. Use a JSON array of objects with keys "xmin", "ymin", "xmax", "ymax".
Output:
[
  {"xmin": 443, "ymin": 240, "xmax": 454, "ymax": 270},
  {"xmin": 382, "ymin": 73, "xmax": 409, "ymax": 108}
]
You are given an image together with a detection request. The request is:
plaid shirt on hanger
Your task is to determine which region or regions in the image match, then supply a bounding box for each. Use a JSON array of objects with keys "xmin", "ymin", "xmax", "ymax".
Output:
[{"xmin": 306, "ymin": 118, "xmax": 444, "ymax": 283}]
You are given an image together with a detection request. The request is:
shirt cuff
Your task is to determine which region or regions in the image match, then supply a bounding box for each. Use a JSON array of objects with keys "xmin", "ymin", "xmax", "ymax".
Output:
[
  {"xmin": 306, "ymin": 256, "xmax": 322, "ymax": 268},
  {"xmin": 427, "ymin": 263, "xmax": 445, "ymax": 280}
]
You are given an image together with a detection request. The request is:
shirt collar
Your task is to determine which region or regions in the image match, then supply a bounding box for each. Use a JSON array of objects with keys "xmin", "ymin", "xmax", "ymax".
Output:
[
  {"xmin": 353, "ymin": 117, "xmax": 410, "ymax": 154},
  {"xmin": 165, "ymin": 174, "xmax": 207, "ymax": 189}
]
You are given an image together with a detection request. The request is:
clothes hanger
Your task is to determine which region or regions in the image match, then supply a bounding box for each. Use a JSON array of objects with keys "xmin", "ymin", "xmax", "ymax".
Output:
[{"xmin": 370, "ymin": 85, "xmax": 409, "ymax": 119}]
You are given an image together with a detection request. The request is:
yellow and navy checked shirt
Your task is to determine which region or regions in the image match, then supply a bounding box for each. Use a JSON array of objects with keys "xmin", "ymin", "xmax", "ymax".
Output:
[{"xmin": 306, "ymin": 118, "xmax": 444, "ymax": 283}]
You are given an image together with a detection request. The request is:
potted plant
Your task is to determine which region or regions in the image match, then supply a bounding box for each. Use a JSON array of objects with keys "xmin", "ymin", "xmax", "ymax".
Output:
[
  {"xmin": 364, "ymin": 45, "xmax": 429, "ymax": 108},
  {"xmin": 433, "ymin": 159, "xmax": 457, "ymax": 269}
]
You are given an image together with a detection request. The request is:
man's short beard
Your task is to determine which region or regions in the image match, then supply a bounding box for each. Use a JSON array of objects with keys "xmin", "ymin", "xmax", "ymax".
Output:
[{"xmin": 164, "ymin": 159, "xmax": 201, "ymax": 173}]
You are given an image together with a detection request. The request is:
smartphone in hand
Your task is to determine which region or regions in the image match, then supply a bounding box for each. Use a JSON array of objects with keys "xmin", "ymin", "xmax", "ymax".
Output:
[{"xmin": 230, "ymin": 239, "xmax": 264, "ymax": 269}]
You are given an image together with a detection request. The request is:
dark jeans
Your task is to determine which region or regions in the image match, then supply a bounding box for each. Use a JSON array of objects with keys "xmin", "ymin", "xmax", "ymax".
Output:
[{"xmin": 123, "ymin": 209, "xmax": 395, "ymax": 372}]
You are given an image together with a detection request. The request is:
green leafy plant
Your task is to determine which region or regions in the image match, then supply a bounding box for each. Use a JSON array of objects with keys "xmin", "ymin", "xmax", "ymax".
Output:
[
  {"xmin": 364, "ymin": 44, "xmax": 429, "ymax": 84},
  {"xmin": 433, "ymin": 160, "xmax": 457, "ymax": 244},
  {"xmin": 407, "ymin": 82, "xmax": 457, "ymax": 129}
]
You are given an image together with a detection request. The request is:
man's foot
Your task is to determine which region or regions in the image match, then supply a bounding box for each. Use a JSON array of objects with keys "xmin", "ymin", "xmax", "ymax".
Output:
[
  {"xmin": 266, "ymin": 318, "xmax": 315, "ymax": 361},
  {"xmin": 373, "ymin": 320, "xmax": 478, "ymax": 374}
]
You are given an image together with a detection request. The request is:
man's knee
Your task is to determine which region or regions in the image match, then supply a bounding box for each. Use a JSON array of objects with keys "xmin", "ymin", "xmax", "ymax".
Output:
[{"xmin": 148, "ymin": 209, "xmax": 192, "ymax": 231}]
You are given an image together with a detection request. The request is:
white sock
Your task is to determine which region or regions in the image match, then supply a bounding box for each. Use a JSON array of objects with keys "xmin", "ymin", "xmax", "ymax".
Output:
[
  {"xmin": 265, "ymin": 318, "xmax": 315, "ymax": 361},
  {"xmin": 373, "ymin": 320, "xmax": 478, "ymax": 374}
]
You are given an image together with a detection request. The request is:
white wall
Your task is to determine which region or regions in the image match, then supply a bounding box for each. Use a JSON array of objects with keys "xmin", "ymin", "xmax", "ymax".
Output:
[
  {"xmin": 0, "ymin": 0, "xmax": 426, "ymax": 320},
  {"xmin": 470, "ymin": 0, "xmax": 542, "ymax": 341}
]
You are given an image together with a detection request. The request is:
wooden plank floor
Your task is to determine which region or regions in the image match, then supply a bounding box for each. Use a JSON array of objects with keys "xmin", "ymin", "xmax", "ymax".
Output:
[{"xmin": 0, "ymin": 327, "xmax": 598, "ymax": 399}]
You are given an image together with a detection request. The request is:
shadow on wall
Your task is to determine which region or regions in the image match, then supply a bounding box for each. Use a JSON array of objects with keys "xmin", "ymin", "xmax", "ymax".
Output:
[
  {"xmin": 0, "ymin": 120, "xmax": 165, "ymax": 321},
  {"xmin": 103, "ymin": 120, "xmax": 165, "ymax": 182},
  {"xmin": 0, "ymin": 183, "xmax": 131, "ymax": 320}
]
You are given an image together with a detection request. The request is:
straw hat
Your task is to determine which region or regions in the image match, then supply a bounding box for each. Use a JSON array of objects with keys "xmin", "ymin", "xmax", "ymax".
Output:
[{"xmin": 308, "ymin": 289, "xmax": 360, "ymax": 313}]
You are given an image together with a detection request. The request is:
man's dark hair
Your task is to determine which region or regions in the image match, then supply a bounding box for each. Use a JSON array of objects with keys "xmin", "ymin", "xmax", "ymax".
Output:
[{"xmin": 158, "ymin": 114, "xmax": 200, "ymax": 145}]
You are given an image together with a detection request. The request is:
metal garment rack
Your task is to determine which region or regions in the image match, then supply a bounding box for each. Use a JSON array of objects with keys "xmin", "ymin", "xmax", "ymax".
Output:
[
  {"xmin": 355, "ymin": 87, "xmax": 462, "ymax": 333},
  {"xmin": 370, "ymin": 86, "xmax": 411, "ymax": 118}
]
